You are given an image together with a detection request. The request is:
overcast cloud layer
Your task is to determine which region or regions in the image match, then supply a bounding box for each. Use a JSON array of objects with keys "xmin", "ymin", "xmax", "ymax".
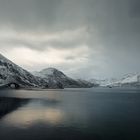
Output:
[{"xmin": 0, "ymin": 0, "xmax": 140, "ymax": 79}]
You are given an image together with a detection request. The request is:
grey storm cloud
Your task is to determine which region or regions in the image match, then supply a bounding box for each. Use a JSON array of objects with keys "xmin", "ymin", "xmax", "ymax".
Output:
[{"xmin": 0, "ymin": 0, "xmax": 140, "ymax": 79}]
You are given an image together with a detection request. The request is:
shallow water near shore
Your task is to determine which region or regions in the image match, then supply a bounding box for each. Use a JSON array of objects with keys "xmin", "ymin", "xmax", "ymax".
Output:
[{"xmin": 0, "ymin": 87, "xmax": 140, "ymax": 140}]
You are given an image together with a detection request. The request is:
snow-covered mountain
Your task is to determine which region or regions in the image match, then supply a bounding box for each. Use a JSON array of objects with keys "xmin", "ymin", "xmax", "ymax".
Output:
[
  {"xmin": 33, "ymin": 68, "xmax": 94, "ymax": 88},
  {"xmin": 90, "ymin": 73, "xmax": 140, "ymax": 87},
  {"xmin": 1, "ymin": 53, "xmax": 139, "ymax": 89},
  {"xmin": 0, "ymin": 54, "xmax": 94, "ymax": 89},
  {"xmin": 0, "ymin": 53, "xmax": 43, "ymax": 88},
  {"xmin": 108, "ymin": 73, "xmax": 140, "ymax": 87},
  {"xmin": 0, "ymin": 54, "xmax": 72, "ymax": 89}
]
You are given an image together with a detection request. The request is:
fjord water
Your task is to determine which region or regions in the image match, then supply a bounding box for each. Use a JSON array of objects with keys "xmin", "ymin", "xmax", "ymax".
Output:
[{"xmin": 0, "ymin": 88, "xmax": 140, "ymax": 140}]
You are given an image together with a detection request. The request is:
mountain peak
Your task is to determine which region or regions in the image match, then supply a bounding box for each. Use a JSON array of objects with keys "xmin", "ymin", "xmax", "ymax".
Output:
[
  {"xmin": 40, "ymin": 67, "xmax": 65, "ymax": 76},
  {"xmin": 33, "ymin": 67, "xmax": 94, "ymax": 88}
]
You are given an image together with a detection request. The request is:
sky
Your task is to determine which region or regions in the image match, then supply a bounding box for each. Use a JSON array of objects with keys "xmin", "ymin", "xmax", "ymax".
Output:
[{"xmin": 0, "ymin": 0, "xmax": 140, "ymax": 79}]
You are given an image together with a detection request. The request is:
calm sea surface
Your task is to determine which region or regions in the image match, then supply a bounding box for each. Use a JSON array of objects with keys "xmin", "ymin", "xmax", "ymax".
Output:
[{"xmin": 0, "ymin": 87, "xmax": 140, "ymax": 140}]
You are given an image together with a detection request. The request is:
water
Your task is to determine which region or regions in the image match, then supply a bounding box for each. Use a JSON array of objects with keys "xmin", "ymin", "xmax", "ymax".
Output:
[{"xmin": 0, "ymin": 87, "xmax": 140, "ymax": 140}]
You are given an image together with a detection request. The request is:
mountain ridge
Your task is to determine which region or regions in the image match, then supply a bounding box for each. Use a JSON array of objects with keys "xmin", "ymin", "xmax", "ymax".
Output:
[
  {"xmin": 89, "ymin": 73, "xmax": 140, "ymax": 87},
  {"xmin": 0, "ymin": 53, "xmax": 94, "ymax": 89},
  {"xmin": 33, "ymin": 68, "xmax": 94, "ymax": 88}
]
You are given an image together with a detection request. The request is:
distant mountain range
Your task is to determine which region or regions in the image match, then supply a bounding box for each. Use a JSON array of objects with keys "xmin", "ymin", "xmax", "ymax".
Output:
[
  {"xmin": 0, "ymin": 54, "xmax": 94, "ymax": 89},
  {"xmin": 0, "ymin": 53, "xmax": 139, "ymax": 89},
  {"xmin": 89, "ymin": 73, "xmax": 140, "ymax": 87}
]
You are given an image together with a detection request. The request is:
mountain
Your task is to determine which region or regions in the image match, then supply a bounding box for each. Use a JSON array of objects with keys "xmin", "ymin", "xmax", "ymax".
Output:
[
  {"xmin": 0, "ymin": 53, "xmax": 43, "ymax": 88},
  {"xmin": 90, "ymin": 73, "xmax": 140, "ymax": 87},
  {"xmin": 33, "ymin": 68, "xmax": 94, "ymax": 88},
  {"xmin": 0, "ymin": 54, "xmax": 68, "ymax": 89},
  {"xmin": 0, "ymin": 54, "xmax": 94, "ymax": 89},
  {"xmin": 108, "ymin": 73, "xmax": 140, "ymax": 87}
]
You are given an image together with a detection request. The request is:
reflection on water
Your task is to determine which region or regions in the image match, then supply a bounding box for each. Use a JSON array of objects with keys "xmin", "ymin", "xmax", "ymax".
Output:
[
  {"xmin": 0, "ymin": 94, "xmax": 65, "ymax": 128},
  {"xmin": 3, "ymin": 102, "xmax": 64, "ymax": 128},
  {"xmin": 0, "ymin": 88, "xmax": 140, "ymax": 140},
  {"xmin": 0, "ymin": 97, "xmax": 29, "ymax": 118}
]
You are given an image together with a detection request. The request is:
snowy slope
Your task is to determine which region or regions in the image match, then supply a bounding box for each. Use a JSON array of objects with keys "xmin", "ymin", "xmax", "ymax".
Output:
[
  {"xmin": 109, "ymin": 73, "xmax": 140, "ymax": 87},
  {"xmin": 89, "ymin": 73, "xmax": 140, "ymax": 87},
  {"xmin": 33, "ymin": 68, "xmax": 94, "ymax": 88},
  {"xmin": 120, "ymin": 74, "xmax": 139, "ymax": 84},
  {"xmin": 0, "ymin": 54, "xmax": 66, "ymax": 89},
  {"xmin": 0, "ymin": 53, "xmax": 45, "ymax": 88},
  {"xmin": 0, "ymin": 54, "xmax": 94, "ymax": 89}
]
